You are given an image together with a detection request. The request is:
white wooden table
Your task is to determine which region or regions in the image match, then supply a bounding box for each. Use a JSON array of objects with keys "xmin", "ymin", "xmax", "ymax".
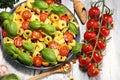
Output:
[{"xmin": 0, "ymin": 0, "xmax": 120, "ymax": 80}]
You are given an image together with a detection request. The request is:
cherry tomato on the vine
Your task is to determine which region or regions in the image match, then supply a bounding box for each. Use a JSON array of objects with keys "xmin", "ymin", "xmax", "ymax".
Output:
[
  {"xmin": 87, "ymin": 64, "xmax": 100, "ymax": 77},
  {"xmin": 82, "ymin": 44, "xmax": 93, "ymax": 53},
  {"xmin": 33, "ymin": 56, "xmax": 43, "ymax": 67},
  {"xmin": 48, "ymin": 40, "xmax": 59, "ymax": 49},
  {"xmin": 100, "ymin": 27, "xmax": 110, "ymax": 37},
  {"xmin": 78, "ymin": 55, "xmax": 91, "ymax": 67},
  {"xmin": 89, "ymin": 7, "xmax": 100, "ymax": 19},
  {"xmin": 59, "ymin": 45, "xmax": 69, "ymax": 56},
  {"xmin": 22, "ymin": 10, "xmax": 32, "ymax": 20},
  {"xmin": 102, "ymin": 14, "xmax": 113, "ymax": 26},
  {"xmin": 14, "ymin": 37, "xmax": 23, "ymax": 47},
  {"xmin": 93, "ymin": 52, "xmax": 103, "ymax": 63},
  {"xmin": 87, "ymin": 19, "xmax": 99, "ymax": 31},
  {"xmin": 84, "ymin": 31, "xmax": 97, "ymax": 41},
  {"xmin": 96, "ymin": 39, "xmax": 106, "ymax": 50}
]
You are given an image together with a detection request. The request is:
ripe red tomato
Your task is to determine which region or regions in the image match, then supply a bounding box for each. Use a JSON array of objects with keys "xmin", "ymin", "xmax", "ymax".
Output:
[
  {"xmin": 100, "ymin": 27, "xmax": 110, "ymax": 37},
  {"xmin": 78, "ymin": 55, "xmax": 90, "ymax": 67},
  {"xmin": 64, "ymin": 32, "xmax": 74, "ymax": 43},
  {"xmin": 87, "ymin": 64, "xmax": 100, "ymax": 77},
  {"xmin": 14, "ymin": 37, "xmax": 23, "ymax": 47},
  {"xmin": 60, "ymin": 15, "xmax": 69, "ymax": 23},
  {"xmin": 40, "ymin": 12, "xmax": 48, "ymax": 22},
  {"xmin": 48, "ymin": 40, "xmax": 59, "ymax": 49},
  {"xmin": 22, "ymin": 10, "xmax": 32, "ymax": 20},
  {"xmin": 87, "ymin": 19, "xmax": 99, "ymax": 31},
  {"xmin": 31, "ymin": 31, "xmax": 42, "ymax": 40},
  {"xmin": 102, "ymin": 14, "xmax": 113, "ymax": 26},
  {"xmin": 33, "ymin": 56, "xmax": 43, "ymax": 67},
  {"xmin": 96, "ymin": 39, "xmax": 106, "ymax": 50},
  {"xmin": 84, "ymin": 31, "xmax": 97, "ymax": 41},
  {"xmin": 59, "ymin": 45, "xmax": 69, "ymax": 56},
  {"xmin": 82, "ymin": 44, "xmax": 93, "ymax": 53},
  {"xmin": 21, "ymin": 21, "xmax": 29, "ymax": 30},
  {"xmin": 93, "ymin": 52, "xmax": 103, "ymax": 63},
  {"xmin": 45, "ymin": 0, "xmax": 54, "ymax": 5},
  {"xmin": 89, "ymin": 7, "xmax": 100, "ymax": 19},
  {"xmin": 2, "ymin": 29, "xmax": 7, "ymax": 37}
]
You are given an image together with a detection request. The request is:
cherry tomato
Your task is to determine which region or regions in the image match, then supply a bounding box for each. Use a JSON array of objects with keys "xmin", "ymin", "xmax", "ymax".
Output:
[
  {"xmin": 22, "ymin": 10, "xmax": 32, "ymax": 20},
  {"xmin": 89, "ymin": 7, "xmax": 100, "ymax": 19},
  {"xmin": 33, "ymin": 56, "xmax": 43, "ymax": 67},
  {"xmin": 40, "ymin": 12, "xmax": 48, "ymax": 22},
  {"xmin": 59, "ymin": 45, "xmax": 69, "ymax": 56},
  {"xmin": 2, "ymin": 29, "xmax": 7, "ymax": 37},
  {"xmin": 60, "ymin": 15, "xmax": 69, "ymax": 23},
  {"xmin": 87, "ymin": 64, "xmax": 100, "ymax": 77},
  {"xmin": 64, "ymin": 32, "xmax": 74, "ymax": 43},
  {"xmin": 96, "ymin": 39, "xmax": 106, "ymax": 50},
  {"xmin": 14, "ymin": 37, "xmax": 23, "ymax": 47},
  {"xmin": 102, "ymin": 14, "xmax": 113, "ymax": 26},
  {"xmin": 100, "ymin": 27, "xmax": 110, "ymax": 37},
  {"xmin": 93, "ymin": 52, "xmax": 103, "ymax": 63},
  {"xmin": 87, "ymin": 19, "xmax": 99, "ymax": 31},
  {"xmin": 48, "ymin": 40, "xmax": 59, "ymax": 49},
  {"xmin": 31, "ymin": 31, "xmax": 42, "ymax": 40},
  {"xmin": 78, "ymin": 55, "xmax": 90, "ymax": 67},
  {"xmin": 21, "ymin": 21, "xmax": 29, "ymax": 30},
  {"xmin": 45, "ymin": 0, "xmax": 54, "ymax": 5},
  {"xmin": 84, "ymin": 31, "xmax": 97, "ymax": 41},
  {"xmin": 82, "ymin": 44, "xmax": 93, "ymax": 53}
]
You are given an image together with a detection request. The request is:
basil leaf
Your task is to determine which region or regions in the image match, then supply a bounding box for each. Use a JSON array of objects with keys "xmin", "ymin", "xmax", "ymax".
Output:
[
  {"xmin": 68, "ymin": 22, "xmax": 78, "ymax": 35},
  {"xmin": 32, "ymin": 0, "xmax": 48, "ymax": 10},
  {"xmin": 0, "ymin": 11, "xmax": 13, "ymax": 20},
  {"xmin": 52, "ymin": 6, "xmax": 67, "ymax": 15},
  {"xmin": 42, "ymin": 24, "xmax": 56, "ymax": 35},
  {"xmin": 29, "ymin": 20, "xmax": 41, "ymax": 30},
  {"xmin": 41, "ymin": 48, "xmax": 57, "ymax": 64},
  {"xmin": 23, "ymin": 42, "xmax": 35, "ymax": 52},
  {"xmin": 71, "ymin": 43, "xmax": 82, "ymax": 54}
]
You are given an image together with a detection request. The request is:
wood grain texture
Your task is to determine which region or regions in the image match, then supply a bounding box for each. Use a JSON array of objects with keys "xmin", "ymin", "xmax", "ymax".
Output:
[{"xmin": 0, "ymin": 0, "xmax": 120, "ymax": 80}]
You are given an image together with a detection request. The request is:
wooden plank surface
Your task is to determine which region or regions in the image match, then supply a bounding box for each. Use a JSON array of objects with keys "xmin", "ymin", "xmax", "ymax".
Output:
[{"xmin": 0, "ymin": 0, "xmax": 120, "ymax": 80}]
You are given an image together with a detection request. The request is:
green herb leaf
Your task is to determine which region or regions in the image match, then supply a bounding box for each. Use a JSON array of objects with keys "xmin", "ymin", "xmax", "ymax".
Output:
[
  {"xmin": 71, "ymin": 43, "xmax": 82, "ymax": 54},
  {"xmin": 68, "ymin": 22, "xmax": 78, "ymax": 35}
]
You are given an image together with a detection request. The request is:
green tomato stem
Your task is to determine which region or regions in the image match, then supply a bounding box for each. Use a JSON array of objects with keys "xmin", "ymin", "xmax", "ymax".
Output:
[{"xmin": 90, "ymin": 0, "xmax": 105, "ymax": 61}]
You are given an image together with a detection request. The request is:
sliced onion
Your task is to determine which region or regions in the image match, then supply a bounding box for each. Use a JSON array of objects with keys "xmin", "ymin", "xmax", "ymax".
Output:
[{"xmin": 0, "ymin": 65, "xmax": 8, "ymax": 76}]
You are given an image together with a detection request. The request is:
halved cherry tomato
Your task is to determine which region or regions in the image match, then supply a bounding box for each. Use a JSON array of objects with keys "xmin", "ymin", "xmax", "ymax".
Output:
[
  {"xmin": 89, "ymin": 7, "xmax": 100, "ymax": 19},
  {"xmin": 84, "ymin": 31, "xmax": 96, "ymax": 41},
  {"xmin": 31, "ymin": 31, "xmax": 42, "ymax": 40},
  {"xmin": 48, "ymin": 40, "xmax": 59, "ymax": 49},
  {"xmin": 87, "ymin": 64, "xmax": 100, "ymax": 77},
  {"xmin": 21, "ymin": 21, "xmax": 29, "ymax": 30},
  {"xmin": 22, "ymin": 10, "xmax": 32, "ymax": 20},
  {"xmin": 59, "ymin": 45, "xmax": 69, "ymax": 56},
  {"xmin": 82, "ymin": 44, "xmax": 93, "ymax": 53},
  {"xmin": 2, "ymin": 29, "xmax": 7, "ymax": 37},
  {"xmin": 87, "ymin": 19, "xmax": 99, "ymax": 31},
  {"xmin": 64, "ymin": 32, "xmax": 74, "ymax": 43},
  {"xmin": 102, "ymin": 14, "xmax": 113, "ymax": 26},
  {"xmin": 33, "ymin": 56, "xmax": 43, "ymax": 67},
  {"xmin": 60, "ymin": 15, "xmax": 69, "ymax": 23},
  {"xmin": 93, "ymin": 52, "xmax": 103, "ymax": 63},
  {"xmin": 40, "ymin": 12, "xmax": 48, "ymax": 22},
  {"xmin": 45, "ymin": 0, "xmax": 54, "ymax": 5},
  {"xmin": 14, "ymin": 37, "xmax": 23, "ymax": 47},
  {"xmin": 100, "ymin": 27, "xmax": 110, "ymax": 37},
  {"xmin": 78, "ymin": 55, "xmax": 90, "ymax": 67}
]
